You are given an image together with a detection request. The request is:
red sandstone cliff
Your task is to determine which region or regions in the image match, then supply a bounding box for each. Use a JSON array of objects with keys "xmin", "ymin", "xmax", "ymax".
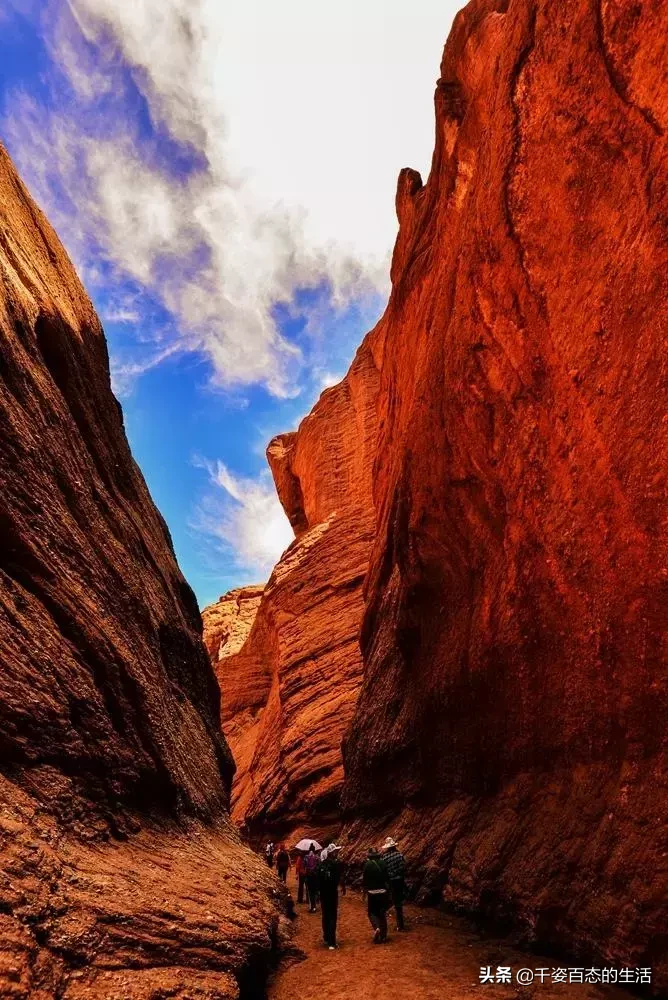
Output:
[
  {"xmin": 0, "ymin": 144, "xmax": 286, "ymax": 998},
  {"xmin": 207, "ymin": 0, "xmax": 667, "ymax": 984},
  {"xmin": 204, "ymin": 337, "xmax": 382, "ymax": 841},
  {"xmin": 341, "ymin": 0, "xmax": 667, "ymax": 983}
]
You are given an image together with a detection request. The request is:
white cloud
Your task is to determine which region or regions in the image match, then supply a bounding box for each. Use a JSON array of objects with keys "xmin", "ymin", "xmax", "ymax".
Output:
[
  {"xmin": 317, "ymin": 370, "xmax": 343, "ymax": 392},
  {"xmin": 3, "ymin": 0, "xmax": 461, "ymax": 396},
  {"xmin": 102, "ymin": 306, "xmax": 141, "ymax": 325},
  {"xmin": 193, "ymin": 458, "xmax": 294, "ymax": 576},
  {"xmin": 109, "ymin": 342, "xmax": 181, "ymax": 397}
]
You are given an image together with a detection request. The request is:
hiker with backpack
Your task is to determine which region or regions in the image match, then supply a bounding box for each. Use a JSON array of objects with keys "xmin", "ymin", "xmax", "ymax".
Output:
[
  {"xmin": 295, "ymin": 851, "xmax": 308, "ymax": 903},
  {"xmin": 380, "ymin": 836, "xmax": 407, "ymax": 931},
  {"xmin": 318, "ymin": 843, "xmax": 343, "ymax": 949},
  {"xmin": 363, "ymin": 846, "xmax": 391, "ymax": 943},
  {"xmin": 276, "ymin": 844, "xmax": 290, "ymax": 883},
  {"xmin": 304, "ymin": 842, "xmax": 320, "ymax": 912}
]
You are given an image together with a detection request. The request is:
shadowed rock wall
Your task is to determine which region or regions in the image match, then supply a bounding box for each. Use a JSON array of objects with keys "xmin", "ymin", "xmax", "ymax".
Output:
[{"xmin": 0, "ymin": 143, "xmax": 286, "ymax": 999}]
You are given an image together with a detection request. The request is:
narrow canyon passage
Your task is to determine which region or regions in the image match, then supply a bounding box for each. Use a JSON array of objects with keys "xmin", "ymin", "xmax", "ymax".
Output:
[{"xmin": 268, "ymin": 877, "xmax": 639, "ymax": 1000}]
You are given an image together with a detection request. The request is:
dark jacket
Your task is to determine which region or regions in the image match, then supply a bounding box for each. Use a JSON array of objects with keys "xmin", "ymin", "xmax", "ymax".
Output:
[
  {"xmin": 276, "ymin": 849, "xmax": 290, "ymax": 870},
  {"xmin": 318, "ymin": 857, "xmax": 341, "ymax": 894},
  {"xmin": 363, "ymin": 857, "xmax": 389, "ymax": 892},
  {"xmin": 382, "ymin": 847, "xmax": 406, "ymax": 882}
]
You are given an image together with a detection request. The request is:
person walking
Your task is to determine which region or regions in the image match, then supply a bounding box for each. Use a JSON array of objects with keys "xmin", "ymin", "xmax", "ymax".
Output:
[
  {"xmin": 339, "ymin": 855, "xmax": 348, "ymax": 896},
  {"xmin": 318, "ymin": 844, "xmax": 342, "ymax": 949},
  {"xmin": 276, "ymin": 844, "xmax": 290, "ymax": 883},
  {"xmin": 295, "ymin": 852, "xmax": 308, "ymax": 903},
  {"xmin": 363, "ymin": 847, "xmax": 391, "ymax": 943},
  {"xmin": 381, "ymin": 837, "xmax": 407, "ymax": 931},
  {"xmin": 304, "ymin": 843, "xmax": 320, "ymax": 912},
  {"xmin": 264, "ymin": 842, "xmax": 274, "ymax": 868}
]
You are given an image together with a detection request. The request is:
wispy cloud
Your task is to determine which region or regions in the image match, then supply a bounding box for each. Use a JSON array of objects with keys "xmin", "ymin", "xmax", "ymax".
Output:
[
  {"xmin": 2, "ymin": 0, "xmax": 459, "ymax": 396},
  {"xmin": 110, "ymin": 342, "xmax": 182, "ymax": 397},
  {"xmin": 192, "ymin": 457, "xmax": 294, "ymax": 577}
]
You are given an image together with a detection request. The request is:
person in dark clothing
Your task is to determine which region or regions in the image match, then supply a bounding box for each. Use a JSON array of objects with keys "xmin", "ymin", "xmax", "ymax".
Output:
[
  {"xmin": 339, "ymin": 857, "xmax": 348, "ymax": 896},
  {"xmin": 363, "ymin": 847, "xmax": 390, "ymax": 943},
  {"xmin": 295, "ymin": 853, "xmax": 307, "ymax": 903},
  {"xmin": 318, "ymin": 844, "xmax": 342, "ymax": 949},
  {"xmin": 276, "ymin": 844, "xmax": 290, "ymax": 883},
  {"xmin": 381, "ymin": 837, "xmax": 406, "ymax": 931},
  {"xmin": 304, "ymin": 843, "xmax": 320, "ymax": 912}
]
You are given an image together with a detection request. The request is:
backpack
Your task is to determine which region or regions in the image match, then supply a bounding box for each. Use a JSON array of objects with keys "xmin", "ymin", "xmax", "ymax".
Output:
[
  {"xmin": 318, "ymin": 858, "xmax": 339, "ymax": 886},
  {"xmin": 304, "ymin": 852, "xmax": 319, "ymax": 874}
]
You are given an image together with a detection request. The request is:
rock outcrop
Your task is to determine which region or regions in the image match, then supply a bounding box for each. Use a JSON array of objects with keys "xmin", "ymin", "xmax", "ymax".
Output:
[
  {"xmin": 0, "ymin": 143, "xmax": 286, "ymax": 998},
  {"xmin": 341, "ymin": 0, "xmax": 667, "ymax": 984},
  {"xmin": 202, "ymin": 585, "xmax": 265, "ymax": 665},
  {"xmin": 204, "ymin": 337, "xmax": 382, "ymax": 842},
  {"xmin": 209, "ymin": 0, "xmax": 667, "ymax": 985}
]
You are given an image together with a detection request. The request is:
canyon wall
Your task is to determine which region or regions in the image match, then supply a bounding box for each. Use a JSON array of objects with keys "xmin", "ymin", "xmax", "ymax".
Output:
[
  {"xmin": 341, "ymin": 0, "xmax": 667, "ymax": 983},
  {"xmin": 204, "ymin": 335, "xmax": 382, "ymax": 842},
  {"xmin": 0, "ymin": 143, "xmax": 286, "ymax": 999},
  {"xmin": 208, "ymin": 0, "xmax": 667, "ymax": 984}
]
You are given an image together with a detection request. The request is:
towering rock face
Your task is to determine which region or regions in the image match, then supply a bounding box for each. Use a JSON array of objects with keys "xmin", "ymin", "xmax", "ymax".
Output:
[
  {"xmin": 205, "ymin": 337, "xmax": 382, "ymax": 841},
  {"xmin": 205, "ymin": 0, "xmax": 666, "ymax": 983},
  {"xmin": 340, "ymin": 0, "xmax": 667, "ymax": 983},
  {"xmin": 0, "ymin": 144, "xmax": 286, "ymax": 998}
]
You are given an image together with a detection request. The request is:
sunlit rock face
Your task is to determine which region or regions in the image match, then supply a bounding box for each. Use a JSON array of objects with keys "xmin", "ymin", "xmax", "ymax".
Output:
[
  {"xmin": 203, "ymin": 585, "xmax": 265, "ymax": 666},
  {"xmin": 340, "ymin": 0, "xmax": 667, "ymax": 985},
  {"xmin": 0, "ymin": 143, "xmax": 286, "ymax": 999},
  {"xmin": 212, "ymin": 0, "xmax": 665, "ymax": 980},
  {"xmin": 205, "ymin": 335, "xmax": 382, "ymax": 843}
]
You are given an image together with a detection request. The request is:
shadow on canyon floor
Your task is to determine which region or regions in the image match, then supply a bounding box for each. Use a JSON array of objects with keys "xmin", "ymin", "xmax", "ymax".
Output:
[{"xmin": 268, "ymin": 878, "xmax": 643, "ymax": 1000}]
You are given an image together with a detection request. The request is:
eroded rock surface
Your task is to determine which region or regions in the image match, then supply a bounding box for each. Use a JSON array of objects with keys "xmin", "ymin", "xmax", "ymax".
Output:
[
  {"xmin": 341, "ymin": 0, "xmax": 667, "ymax": 985},
  {"xmin": 207, "ymin": 0, "xmax": 667, "ymax": 985},
  {"xmin": 202, "ymin": 585, "xmax": 265, "ymax": 666},
  {"xmin": 205, "ymin": 337, "xmax": 382, "ymax": 842},
  {"xmin": 0, "ymin": 143, "xmax": 286, "ymax": 998}
]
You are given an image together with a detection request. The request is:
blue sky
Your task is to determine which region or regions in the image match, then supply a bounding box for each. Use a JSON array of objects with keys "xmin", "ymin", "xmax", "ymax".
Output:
[{"xmin": 0, "ymin": 0, "xmax": 458, "ymax": 609}]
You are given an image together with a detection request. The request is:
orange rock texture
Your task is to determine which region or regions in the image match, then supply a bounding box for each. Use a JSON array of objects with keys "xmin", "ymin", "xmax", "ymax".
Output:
[
  {"xmin": 202, "ymin": 585, "xmax": 265, "ymax": 666},
  {"xmin": 204, "ymin": 337, "xmax": 382, "ymax": 842},
  {"xmin": 341, "ymin": 0, "xmax": 667, "ymax": 984},
  {"xmin": 208, "ymin": 0, "xmax": 667, "ymax": 984},
  {"xmin": 0, "ymin": 143, "xmax": 286, "ymax": 998}
]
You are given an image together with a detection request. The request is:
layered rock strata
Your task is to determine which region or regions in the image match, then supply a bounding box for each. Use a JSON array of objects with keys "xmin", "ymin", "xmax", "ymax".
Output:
[
  {"xmin": 210, "ymin": 0, "xmax": 667, "ymax": 985},
  {"xmin": 0, "ymin": 143, "xmax": 286, "ymax": 998},
  {"xmin": 205, "ymin": 336, "xmax": 382, "ymax": 842},
  {"xmin": 341, "ymin": 0, "xmax": 667, "ymax": 984}
]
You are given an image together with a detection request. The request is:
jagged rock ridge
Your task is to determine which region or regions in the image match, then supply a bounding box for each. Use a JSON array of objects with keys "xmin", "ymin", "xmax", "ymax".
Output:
[{"xmin": 0, "ymin": 143, "xmax": 286, "ymax": 999}]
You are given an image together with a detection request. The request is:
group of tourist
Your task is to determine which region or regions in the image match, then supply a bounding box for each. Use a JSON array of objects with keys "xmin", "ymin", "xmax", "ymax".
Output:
[{"xmin": 264, "ymin": 836, "xmax": 406, "ymax": 950}]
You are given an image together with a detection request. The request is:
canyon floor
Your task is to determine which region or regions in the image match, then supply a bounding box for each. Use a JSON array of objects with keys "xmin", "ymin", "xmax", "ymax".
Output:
[{"xmin": 269, "ymin": 878, "xmax": 639, "ymax": 1000}]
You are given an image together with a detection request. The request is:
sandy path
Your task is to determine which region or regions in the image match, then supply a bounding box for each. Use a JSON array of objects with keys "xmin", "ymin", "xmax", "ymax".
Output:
[{"xmin": 269, "ymin": 876, "xmax": 637, "ymax": 1000}]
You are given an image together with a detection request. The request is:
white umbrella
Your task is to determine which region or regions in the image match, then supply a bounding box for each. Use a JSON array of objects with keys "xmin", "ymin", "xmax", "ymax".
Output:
[{"xmin": 294, "ymin": 838, "xmax": 322, "ymax": 852}]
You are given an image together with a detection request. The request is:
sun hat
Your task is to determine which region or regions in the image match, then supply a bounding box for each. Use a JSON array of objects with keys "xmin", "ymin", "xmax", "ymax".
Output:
[
  {"xmin": 381, "ymin": 837, "xmax": 398, "ymax": 851},
  {"xmin": 320, "ymin": 843, "xmax": 343, "ymax": 860}
]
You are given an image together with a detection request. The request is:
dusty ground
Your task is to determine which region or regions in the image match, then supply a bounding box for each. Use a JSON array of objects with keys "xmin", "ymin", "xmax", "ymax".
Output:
[{"xmin": 269, "ymin": 876, "xmax": 639, "ymax": 1000}]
